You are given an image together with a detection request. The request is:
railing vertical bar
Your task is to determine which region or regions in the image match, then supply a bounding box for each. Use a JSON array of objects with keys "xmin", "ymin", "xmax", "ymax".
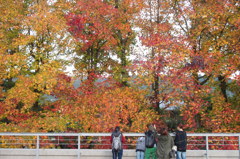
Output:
[
  {"xmin": 77, "ymin": 134, "xmax": 81, "ymax": 159},
  {"xmin": 238, "ymin": 135, "xmax": 240, "ymax": 159},
  {"xmin": 36, "ymin": 135, "xmax": 39, "ymax": 159},
  {"xmin": 206, "ymin": 135, "xmax": 209, "ymax": 159}
]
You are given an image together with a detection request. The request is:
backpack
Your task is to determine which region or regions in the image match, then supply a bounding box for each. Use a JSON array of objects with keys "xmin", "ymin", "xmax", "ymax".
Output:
[
  {"xmin": 112, "ymin": 134, "xmax": 122, "ymax": 150},
  {"xmin": 136, "ymin": 137, "xmax": 145, "ymax": 151},
  {"xmin": 145, "ymin": 131, "xmax": 155, "ymax": 148}
]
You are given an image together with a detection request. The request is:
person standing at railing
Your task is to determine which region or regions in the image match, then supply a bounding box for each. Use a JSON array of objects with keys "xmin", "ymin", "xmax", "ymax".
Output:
[
  {"xmin": 174, "ymin": 124, "xmax": 187, "ymax": 159},
  {"xmin": 154, "ymin": 127, "xmax": 174, "ymax": 159},
  {"xmin": 110, "ymin": 126, "xmax": 125, "ymax": 159},
  {"xmin": 136, "ymin": 136, "xmax": 145, "ymax": 159},
  {"xmin": 144, "ymin": 124, "xmax": 156, "ymax": 159}
]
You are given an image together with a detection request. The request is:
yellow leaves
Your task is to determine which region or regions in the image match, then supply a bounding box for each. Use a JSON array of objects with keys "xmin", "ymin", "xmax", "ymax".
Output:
[
  {"xmin": 0, "ymin": 0, "xmax": 25, "ymax": 54},
  {"xmin": 2, "ymin": 59, "xmax": 60, "ymax": 112},
  {"xmin": 5, "ymin": 76, "xmax": 37, "ymax": 110},
  {"xmin": 24, "ymin": 0, "xmax": 68, "ymax": 36},
  {"xmin": 0, "ymin": 0, "xmax": 24, "ymax": 25},
  {"xmin": 0, "ymin": 53, "xmax": 27, "ymax": 79},
  {"xmin": 12, "ymin": 34, "xmax": 35, "ymax": 48},
  {"xmin": 130, "ymin": 109, "xmax": 158, "ymax": 132},
  {"xmin": 32, "ymin": 115, "xmax": 69, "ymax": 132}
]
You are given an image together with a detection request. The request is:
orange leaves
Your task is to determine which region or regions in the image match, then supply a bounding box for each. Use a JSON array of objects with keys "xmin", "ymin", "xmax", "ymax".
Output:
[
  {"xmin": 92, "ymin": 86, "xmax": 157, "ymax": 132},
  {"xmin": 0, "ymin": 0, "xmax": 73, "ymax": 132},
  {"xmin": 0, "ymin": 0, "xmax": 24, "ymax": 27},
  {"xmin": 0, "ymin": 54, "xmax": 27, "ymax": 79},
  {"xmin": 25, "ymin": 0, "xmax": 67, "ymax": 34},
  {"xmin": 51, "ymin": 76, "xmax": 158, "ymax": 133},
  {"xmin": 0, "ymin": 0, "xmax": 239, "ymax": 134},
  {"xmin": 6, "ymin": 81, "xmax": 38, "ymax": 111},
  {"xmin": 201, "ymin": 92, "xmax": 240, "ymax": 133}
]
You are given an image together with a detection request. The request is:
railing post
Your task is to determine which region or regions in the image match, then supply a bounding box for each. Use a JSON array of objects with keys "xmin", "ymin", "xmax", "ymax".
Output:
[
  {"xmin": 238, "ymin": 135, "xmax": 240, "ymax": 159},
  {"xmin": 77, "ymin": 134, "xmax": 81, "ymax": 159},
  {"xmin": 205, "ymin": 135, "xmax": 209, "ymax": 159},
  {"xmin": 36, "ymin": 135, "xmax": 39, "ymax": 159}
]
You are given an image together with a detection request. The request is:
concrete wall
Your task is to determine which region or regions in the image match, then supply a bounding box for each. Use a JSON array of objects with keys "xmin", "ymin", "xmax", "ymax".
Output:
[{"xmin": 0, "ymin": 149, "xmax": 239, "ymax": 159}]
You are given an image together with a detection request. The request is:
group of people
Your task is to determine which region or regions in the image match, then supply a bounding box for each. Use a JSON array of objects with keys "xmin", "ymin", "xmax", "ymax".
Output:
[{"xmin": 110, "ymin": 124, "xmax": 187, "ymax": 159}]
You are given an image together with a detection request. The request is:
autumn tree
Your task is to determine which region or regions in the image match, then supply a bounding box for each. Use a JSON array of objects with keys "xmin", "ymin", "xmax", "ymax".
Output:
[
  {"xmin": 110, "ymin": 0, "xmax": 144, "ymax": 86},
  {"xmin": 66, "ymin": 0, "xmax": 117, "ymax": 80},
  {"xmin": 0, "ymin": 0, "xmax": 72, "ymax": 132},
  {"xmin": 131, "ymin": 0, "xmax": 180, "ymax": 131},
  {"xmin": 67, "ymin": 0, "xmax": 144, "ymax": 86},
  {"xmin": 135, "ymin": 0, "xmax": 239, "ymax": 132},
  {"xmin": 169, "ymin": 0, "xmax": 239, "ymax": 132}
]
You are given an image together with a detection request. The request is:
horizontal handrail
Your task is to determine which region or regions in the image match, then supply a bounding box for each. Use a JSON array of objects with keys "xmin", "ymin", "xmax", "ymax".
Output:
[{"xmin": 0, "ymin": 132, "xmax": 239, "ymax": 136}]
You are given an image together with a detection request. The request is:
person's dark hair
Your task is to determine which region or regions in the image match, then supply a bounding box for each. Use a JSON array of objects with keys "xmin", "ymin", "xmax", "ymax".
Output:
[
  {"xmin": 177, "ymin": 123, "xmax": 184, "ymax": 129},
  {"xmin": 160, "ymin": 127, "xmax": 168, "ymax": 135},
  {"xmin": 147, "ymin": 123, "xmax": 152, "ymax": 129},
  {"xmin": 115, "ymin": 126, "xmax": 120, "ymax": 132}
]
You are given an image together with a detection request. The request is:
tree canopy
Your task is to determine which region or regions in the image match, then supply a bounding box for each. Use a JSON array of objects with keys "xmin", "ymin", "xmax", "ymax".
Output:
[{"xmin": 0, "ymin": 0, "xmax": 239, "ymax": 133}]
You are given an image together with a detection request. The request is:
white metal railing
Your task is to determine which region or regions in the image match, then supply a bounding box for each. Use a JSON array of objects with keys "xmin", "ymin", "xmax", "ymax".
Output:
[{"xmin": 0, "ymin": 133, "xmax": 239, "ymax": 159}]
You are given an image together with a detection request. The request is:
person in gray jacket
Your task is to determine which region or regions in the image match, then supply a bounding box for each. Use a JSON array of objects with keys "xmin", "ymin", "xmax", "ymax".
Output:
[{"xmin": 136, "ymin": 136, "xmax": 145, "ymax": 159}]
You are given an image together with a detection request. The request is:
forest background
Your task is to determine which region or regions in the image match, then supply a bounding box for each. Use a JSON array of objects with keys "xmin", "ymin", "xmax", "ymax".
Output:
[{"xmin": 0, "ymin": 0, "xmax": 239, "ymax": 133}]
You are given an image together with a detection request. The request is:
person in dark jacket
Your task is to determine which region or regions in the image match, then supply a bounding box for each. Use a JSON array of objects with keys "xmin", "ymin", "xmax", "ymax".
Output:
[
  {"xmin": 136, "ymin": 136, "xmax": 145, "ymax": 159},
  {"xmin": 174, "ymin": 124, "xmax": 187, "ymax": 159},
  {"xmin": 110, "ymin": 126, "xmax": 125, "ymax": 159}
]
